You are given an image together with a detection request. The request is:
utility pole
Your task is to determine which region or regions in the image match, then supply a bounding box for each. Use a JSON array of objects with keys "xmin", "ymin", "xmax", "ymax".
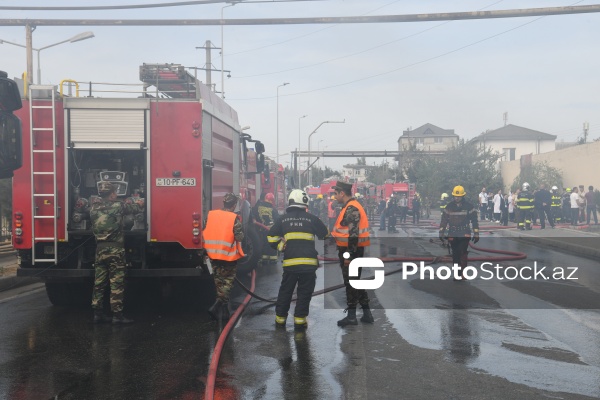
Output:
[
  {"xmin": 583, "ymin": 121, "xmax": 589, "ymax": 143},
  {"xmin": 503, "ymin": 112, "xmax": 508, "ymax": 127},
  {"xmin": 25, "ymin": 24, "xmax": 33, "ymax": 86},
  {"xmin": 196, "ymin": 40, "xmax": 222, "ymax": 93}
]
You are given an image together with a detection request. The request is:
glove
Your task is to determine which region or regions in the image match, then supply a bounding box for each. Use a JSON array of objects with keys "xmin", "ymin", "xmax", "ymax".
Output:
[
  {"xmin": 472, "ymin": 233, "xmax": 480, "ymax": 243},
  {"xmin": 277, "ymin": 239, "xmax": 286, "ymax": 252}
]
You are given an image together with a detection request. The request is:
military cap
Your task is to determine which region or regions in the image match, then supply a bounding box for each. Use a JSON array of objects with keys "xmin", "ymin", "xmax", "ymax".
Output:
[
  {"xmin": 223, "ymin": 192, "xmax": 240, "ymax": 205},
  {"xmin": 97, "ymin": 181, "xmax": 117, "ymax": 195},
  {"xmin": 332, "ymin": 181, "xmax": 352, "ymax": 195}
]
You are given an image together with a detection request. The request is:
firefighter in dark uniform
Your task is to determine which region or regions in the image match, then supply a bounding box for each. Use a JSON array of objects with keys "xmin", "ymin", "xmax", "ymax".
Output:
[
  {"xmin": 331, "ymin": 181, "xmax": 374, "ymax": 327},
  {"xmin": 438, "ymin": 185, "xmax": 479, "ymax": 281},
  {"xmin": 268, "ymin": 189, "xmax": 328, "ymax": 328},
  {"xmin": 203, "ymin": 193, "xmax": 245, "ymax": 322},
  {"xmin": 516, "ymin": 182, "xmax": 535, "ymax": 230},
  {"xmin": 252, "ymin": 192, "xmax": 279, "ymax": 263},
  {"xmin": 551, "ymin": 185, "xmax": 562, "ymax": 223}
]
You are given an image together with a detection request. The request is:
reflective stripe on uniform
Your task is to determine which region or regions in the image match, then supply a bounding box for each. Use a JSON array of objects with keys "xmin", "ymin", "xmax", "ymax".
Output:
[
  {"xmin": 204, "ymin": 239, "xmax": 235, "ymax": 248},
  {"xmin": 283, "ymin": 232, "xmax": 315, "ymax": 241},
  {"xmin": 282, "ymin": 257, "xmax": 319, "ymax": 267},
  {"xmin": 267, "ymin": 235, "xmax": 281, "ymax": 243}
]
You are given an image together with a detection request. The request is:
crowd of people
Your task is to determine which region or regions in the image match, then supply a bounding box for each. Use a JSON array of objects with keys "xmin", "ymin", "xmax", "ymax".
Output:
[{"xmin": 477, "ymin": 184, "xmax": 598, "ymax": 230}]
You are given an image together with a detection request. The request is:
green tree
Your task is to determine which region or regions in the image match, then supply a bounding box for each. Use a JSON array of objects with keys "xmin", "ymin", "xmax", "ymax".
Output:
[
  {"xmin": 406, "ymin": 140, "xmax": 503, "ymax": 204},
  {"xmin": 365, "ymin": 161, "xmax": 398, "ymax": 185},
  {"xmin": 511, "ymin": 161, "xmax": 563, "ymax": 191}
]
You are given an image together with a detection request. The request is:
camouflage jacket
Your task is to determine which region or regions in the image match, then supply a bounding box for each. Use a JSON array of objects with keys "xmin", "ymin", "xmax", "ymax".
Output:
[
  {"xmin": 90, "ymin": 199, "xmax": 143, "ymax": 244},
  {"xmin": 340, "ymin": 199, "xmax": 361, "ymax": 253}
]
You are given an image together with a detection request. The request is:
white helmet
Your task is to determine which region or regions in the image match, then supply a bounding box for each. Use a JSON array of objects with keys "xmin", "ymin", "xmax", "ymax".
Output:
[
  {"xmin": 288, "ymin": 189, "xmax": 309, "ymax": 208},
  {"xmin": 522, "ymin": 182, "xmax": 530, "ymax": 191},
  {"xmin": 551, "ymin": 185, "xmax": 558, "ymax": 191}
]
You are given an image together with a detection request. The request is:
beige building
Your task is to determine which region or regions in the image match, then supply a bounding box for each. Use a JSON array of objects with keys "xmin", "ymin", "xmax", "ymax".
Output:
[
  {"xmin": 500, "ymin": 141, "xmax": 600, "ymax": 190},
  {"xmin": 398, "ymin": 123, "xmax": 458, "ymax": 152},
  {"xmin": 471, "ymin": 124, "xmax": 556, "ymax": 161}
]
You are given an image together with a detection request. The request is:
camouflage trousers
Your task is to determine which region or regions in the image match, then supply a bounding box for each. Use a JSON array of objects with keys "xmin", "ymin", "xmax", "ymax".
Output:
[
  {"xmin": 338, "ymin": 248, "xmax": 369, "ymax": 308},
  {"xmin": 212, "ymin": 261, "xmax": 237, "ymax": 302},
  {"xmin": 91, "ymin": 246, "xmax": 126, "ymax": 313}
]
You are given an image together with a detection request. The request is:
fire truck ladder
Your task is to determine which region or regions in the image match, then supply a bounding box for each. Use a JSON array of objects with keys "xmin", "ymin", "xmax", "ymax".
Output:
[{"xmin": 29, "ymin": 85, "xmax": 59, "ymax": 265}]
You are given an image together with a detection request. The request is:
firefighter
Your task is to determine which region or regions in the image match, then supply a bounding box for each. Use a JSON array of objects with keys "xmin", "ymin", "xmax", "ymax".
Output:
[
  {"xmin": 253, "ymin": 192, "xmax": 279, "ymax": 263},
  {"xmin": 562, "ymin": 187, "xmax": 572, "ymax": 223},
  {"xmin": 268, "ymin": 189, "xmax": 329, "ymax": 329},
  {"xmin": 331, "ymin": 181, "xmax": 373, "ymax": 327},
  {"xmin": 516, "ymin": 182, "xmax": 535, "ymax": 230},
  {"xmin": 438, "ymin": 185, "xmax": 479, "ymax": 281},
  {"xmin": 440, "ymin": 192, "xmax": 449, "ymax": 215},
  {"xmin": 203, "ymin": 193, "xmax": 245, "ymax": 322},
  {"xmin": 90, "ymin": 181, "xmax": 144, "ymax": 324},
  {"xmin": 550, "ymin": 186, "xmax": 562, "ymax": 223}
]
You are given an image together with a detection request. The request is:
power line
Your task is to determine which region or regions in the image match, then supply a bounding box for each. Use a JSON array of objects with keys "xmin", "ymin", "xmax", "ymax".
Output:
[
  {"xmin": 2, "ymin": 4, "xmax": 600, "ymax": 26},
  {"xmin": 0, "ymin": 0, "xmax": 325, "ymax": 11}
]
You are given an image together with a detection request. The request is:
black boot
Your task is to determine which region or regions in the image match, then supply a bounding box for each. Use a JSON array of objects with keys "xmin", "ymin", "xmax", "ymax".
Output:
[
  {"xmin": 221, "ymin": 302, "xmax": 231, "ymax": 321},
  {"xmin": 360, "ymin": 306, "xmax": 374, "ymax": 323},
  {"xmin": 207, "ymin": 299, "xmax": 223, "ymax": 321},
  {"xmin": 337, "ymin": 308, "xmax": 358, "ymax": 327},
  {"xmin": 93, "ymin": 309, "xmax": 111, "ymax": 324},
  {"xmin": 112, "ymin": 312, "xmax": 134, "ymax": 324}
]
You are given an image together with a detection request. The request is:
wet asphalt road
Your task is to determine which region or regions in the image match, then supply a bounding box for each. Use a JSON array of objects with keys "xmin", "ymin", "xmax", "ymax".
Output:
[{"xmin": 0, "ymin": 227, "xmax": 599, "ymax": 399}]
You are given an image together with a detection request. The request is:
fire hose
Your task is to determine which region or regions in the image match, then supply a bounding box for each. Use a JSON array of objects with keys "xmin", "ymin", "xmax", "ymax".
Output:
[{"xmin": 205, "ymin": 226, "xmax": 529, "ymax": 399}]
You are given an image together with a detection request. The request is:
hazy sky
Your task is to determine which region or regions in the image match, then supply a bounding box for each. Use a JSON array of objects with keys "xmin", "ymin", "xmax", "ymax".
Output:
[{"xmin": 1, "ymin": 0, "xmax": 598, "ymax": 170}]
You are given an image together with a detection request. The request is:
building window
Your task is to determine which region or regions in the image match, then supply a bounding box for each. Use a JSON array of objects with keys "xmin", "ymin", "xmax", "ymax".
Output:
[
  {"xmin": 416, "ymin": 138, "xmax": 424, "ymax": 145},
  {"xmin": 503, "ymin": 148, "xmax": 516, "ymax": 161},
  {"xmin": 434, "ymin": 137, "xmax": 443, "ymax": 143}
]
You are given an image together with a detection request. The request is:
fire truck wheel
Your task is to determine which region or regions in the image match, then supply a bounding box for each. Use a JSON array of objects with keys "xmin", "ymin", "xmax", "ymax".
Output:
[
  {"xmin": 45, "ymin": 282, "xmax": 71, "ymax": 306},
  {"xmin": 237, "ymin": 225, "xmax": 261, "ymax": 274}
]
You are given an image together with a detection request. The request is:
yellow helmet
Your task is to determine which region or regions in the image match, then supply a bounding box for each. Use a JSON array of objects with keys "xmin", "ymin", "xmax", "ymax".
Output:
[
  {"xmin": 317, "ymin": 194, "xmax": 323, "ymax": 199},
  {"xmin": 452, "ymin": 185, "xmax": 466, "ymax": 197}
]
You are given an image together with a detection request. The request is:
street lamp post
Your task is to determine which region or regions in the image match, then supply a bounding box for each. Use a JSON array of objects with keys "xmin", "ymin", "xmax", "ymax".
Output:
[
  {"xmin": 297, "ymin": 114, "xmax": 307, "ymax": 187},
  {"xmin": 276, "ymin": 82, "xmax": 290, "ymax": 165},
  {"xmin": 1, "ymin": 31, "xmax": 95, "ymax": 85},
  {"xmin": 307, "ymin": 120, "xmax": 345, "ymax": 186}
]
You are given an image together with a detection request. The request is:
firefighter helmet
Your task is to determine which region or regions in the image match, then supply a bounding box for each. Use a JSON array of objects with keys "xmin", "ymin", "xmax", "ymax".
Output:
[
  {"xmin": 452, "ymin": 185, "xmax": 466, "ymax": 197},
  {"xmin": 265, "ymin": 193, "xmax": 275, "ymax": 204},
  {"xmin": 97, "ymin": 181, "xmax": 116, "ymax": 195},
  {"xmin": 317, "ymin": 194, "xmax": 323, "ymax": 199},
  {"xmin": 522, "ymin": 182, "xmax": 530, "ymax": 191},
  {"xmin": 288, "ymin": 189, "xmax": 309, "ymax": 208},
  {"xmin": 551, "ymin": 185, "xmax": 558, "ymax": 192}
]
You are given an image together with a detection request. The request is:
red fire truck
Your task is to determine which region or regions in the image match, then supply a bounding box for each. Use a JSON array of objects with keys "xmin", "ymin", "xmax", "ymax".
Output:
[
  {"xmin": 259, "ymin": 157, "xmax": 286, "ymax": 214},
  {"xmin": 5, "ymin": 64, "xmax": 267, "ymax": 305},
  {"xmin": 377, "ymin": 182, "xmax": 417, "ymax": 208}
]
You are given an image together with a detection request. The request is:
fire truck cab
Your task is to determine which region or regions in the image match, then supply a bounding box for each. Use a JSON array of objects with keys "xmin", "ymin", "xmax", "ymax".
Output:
[{"xmin": 9, "ymin": 64, "xmax": 266, "ymax": 305}]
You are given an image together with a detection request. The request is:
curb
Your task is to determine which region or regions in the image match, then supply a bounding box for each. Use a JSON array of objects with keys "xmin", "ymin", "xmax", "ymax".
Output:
[
  {"xmin": 496, "ymin": 229, "xmax": 600, "ymax": 260},
  {"xmin": 0, "ymin": 276, "xmax": 42, "ymax": 292}
]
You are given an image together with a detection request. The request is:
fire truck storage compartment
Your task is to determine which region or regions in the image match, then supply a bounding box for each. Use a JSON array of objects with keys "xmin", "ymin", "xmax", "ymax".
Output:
[{"xmin": 65, "ymin": 97, "xmax": 149, "ymax": 269}]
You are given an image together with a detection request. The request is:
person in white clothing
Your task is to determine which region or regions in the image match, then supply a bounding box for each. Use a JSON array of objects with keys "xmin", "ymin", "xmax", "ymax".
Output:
[
  {"xmin": 570, "ymin": 187, "xmax": 581, "ymax": 226},
  {"xmin": 493, "ymin": 190, "xmax": 502, "ymax": 222},
  {"xmin": 478, "ymin": 188, "xmax": 488, "ymax": 221}
]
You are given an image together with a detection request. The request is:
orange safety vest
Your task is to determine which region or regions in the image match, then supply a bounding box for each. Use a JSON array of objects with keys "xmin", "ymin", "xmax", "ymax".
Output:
[
  {"xmin": 328, "ymin": 201, "xmax": 336, "ymax": 219},
  {"xmin": 202, "ymin": 210, "xmax": 245, "ymax": 262},
  {"xmin": 331, "ymin": 199, "xmax": 370, "ymax": 247}
]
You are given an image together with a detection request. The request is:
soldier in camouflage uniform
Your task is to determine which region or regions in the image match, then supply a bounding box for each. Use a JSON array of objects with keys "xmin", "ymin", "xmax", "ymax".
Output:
[
  {"xmin": 203, "ymin": 193, "xmax": 244, "ymax": 321},
  {"xmin": 90, "ymin": 181, "xmax": 144, "ymax": 324},
  {"xmin": 330, "ymin": 181, "xmax": 373, "ymax": 327}
]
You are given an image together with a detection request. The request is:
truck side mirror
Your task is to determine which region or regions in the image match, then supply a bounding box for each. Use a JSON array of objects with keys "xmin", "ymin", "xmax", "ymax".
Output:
[
  {"xmin": 256, "ymin": 153, "xmax": 265, "ymax": 173},
  {"xmin": 255, "ymin": 141, "xmax": 265, "ymax": 154},
  {"xmin": 0, "ymin": 72, "xmax": 24, "ymax": 178}
]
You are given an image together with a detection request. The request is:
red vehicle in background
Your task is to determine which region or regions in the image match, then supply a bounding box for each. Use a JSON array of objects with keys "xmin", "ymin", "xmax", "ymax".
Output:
[
  {"xmin": 376, "ymin": 182, "xmax": 417, "ymax": 208},
  {"xmin": 260, "ymin": 157, "xmax": 286, "ymax": 214},
  {"xmin": 7, "ymin": 64, "xmax": 267, "ymax": 305}
]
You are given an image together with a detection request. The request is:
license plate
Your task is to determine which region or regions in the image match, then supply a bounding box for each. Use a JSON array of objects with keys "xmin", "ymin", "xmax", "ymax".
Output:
[{"xmin": 156, "ymin": 178, "xmax": 196, "ymax": 187}]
